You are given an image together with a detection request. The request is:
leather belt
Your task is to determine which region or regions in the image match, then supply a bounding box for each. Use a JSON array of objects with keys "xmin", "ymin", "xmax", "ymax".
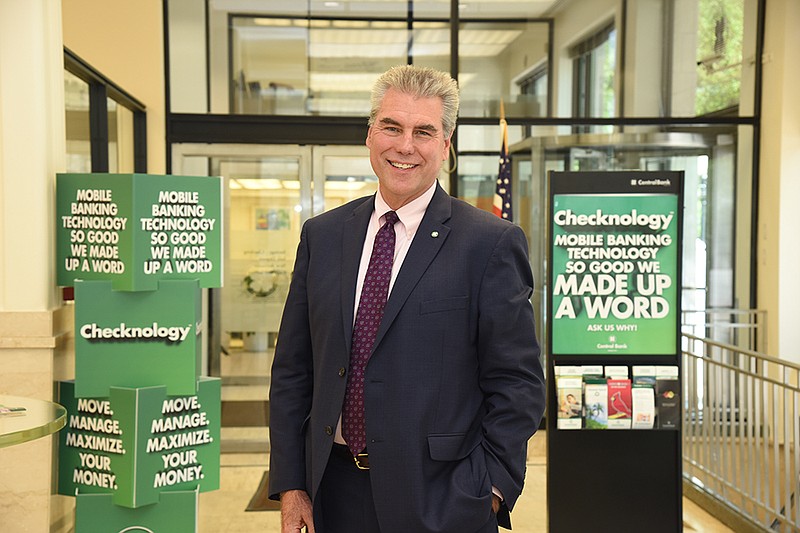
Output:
[{"xmin": 332, "ymin": 443, "xmax": 370, "ymax": 470}]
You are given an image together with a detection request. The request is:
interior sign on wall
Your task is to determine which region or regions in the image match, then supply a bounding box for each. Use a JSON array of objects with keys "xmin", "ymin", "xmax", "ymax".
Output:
[{"xmin": 549, "ymin": 171, "xmax": 683, "ymax": 355}]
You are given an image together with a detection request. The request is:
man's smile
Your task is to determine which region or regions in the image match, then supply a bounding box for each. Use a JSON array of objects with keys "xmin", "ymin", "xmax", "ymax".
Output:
[{"xmin": 388, "ymin": 160, "xmax": 418, "ymax": 170}]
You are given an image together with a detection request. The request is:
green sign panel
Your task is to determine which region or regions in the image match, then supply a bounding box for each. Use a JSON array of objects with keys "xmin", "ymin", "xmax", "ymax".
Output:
[
  {"xmin": 56, "ymin": 173, "xmax": 222, "ymax": 291},
  {"xmin": 549, "ymin": 172, "xmax": 681, "ymax": 355},
  {"xmin": 75, "ymin": 490, "xmax": 198, "ymax": 533},
  {"xmin": 58, "ymin": 378, "xmax": 220, "ymax": 509},
  {"xmin": 74, "ymin": 279, "xmax": 202, "ymax": 397}
]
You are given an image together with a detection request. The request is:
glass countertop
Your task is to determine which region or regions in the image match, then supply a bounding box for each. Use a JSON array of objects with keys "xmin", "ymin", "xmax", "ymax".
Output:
[{"xmin": 0, "ymin": 394, "xmax": 67, "ymax": 448}]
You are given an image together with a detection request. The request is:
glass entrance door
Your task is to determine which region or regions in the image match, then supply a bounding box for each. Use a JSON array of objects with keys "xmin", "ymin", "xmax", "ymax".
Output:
[
  {"xmin": 509, "ymin": 130, "xmax": 746, "ymax": 356},
  {"xmin": 171, "ymin": 143, "xmax": 376, "ymax": 450}
]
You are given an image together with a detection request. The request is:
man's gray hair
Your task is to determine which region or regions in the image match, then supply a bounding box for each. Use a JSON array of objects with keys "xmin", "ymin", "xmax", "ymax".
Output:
[{"xmin": 369, "ymin": 65, "xmax": 460, "ymax": 138}]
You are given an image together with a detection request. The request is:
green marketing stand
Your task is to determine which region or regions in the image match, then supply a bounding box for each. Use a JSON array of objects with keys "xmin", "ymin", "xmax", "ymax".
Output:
[
  {"xmin": 546, "ymin": 171, "xmax": 683, "ymax": 533},
  {"xmin": 55, "ymin": 173, "xmax": 223, "ymax": 532}
]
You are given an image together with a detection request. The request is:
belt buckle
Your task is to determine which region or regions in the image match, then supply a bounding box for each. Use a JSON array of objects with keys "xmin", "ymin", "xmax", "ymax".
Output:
[{"xmin": 353, "ymin": 453, "xmax": 370, "ymax": 470}]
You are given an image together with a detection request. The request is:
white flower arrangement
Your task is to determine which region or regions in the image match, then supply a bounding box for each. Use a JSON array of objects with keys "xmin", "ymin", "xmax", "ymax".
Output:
[{"xmin": 242, "ymin": 268, "xmax": 278, "ymax": 298}]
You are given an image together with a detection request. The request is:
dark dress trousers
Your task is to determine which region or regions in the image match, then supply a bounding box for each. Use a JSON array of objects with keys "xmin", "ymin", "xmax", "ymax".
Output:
[{"xmin": 268, "ymin": 184, "xmax": 546, "ymax": 532}]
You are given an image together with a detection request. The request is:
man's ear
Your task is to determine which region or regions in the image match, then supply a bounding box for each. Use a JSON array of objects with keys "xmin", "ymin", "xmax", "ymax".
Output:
[{"xmin": 442, "ymin": 135, "xmax": 452, "ymax": 161}]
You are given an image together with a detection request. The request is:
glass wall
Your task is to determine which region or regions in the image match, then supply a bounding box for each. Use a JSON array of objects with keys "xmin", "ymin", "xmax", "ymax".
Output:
[
  {"xmin": 570, "ymin": 22, "xmax": 616, "ymax": 131},
  {"xmin": 171, "ymin": 144, "xmax": 380, "ymax": 445},
  {"xmin": 228, "ymin": 15, "xmax": 549, "ymax": 119},
  {"xmin": 64, "ymin": 50, "xmax": 146, "ymax": 173},
  {"xmin": 505, "ymin": 126, "xmax": 751, "ymax": 349},
  {"xmin": 230, "ymin": 16, "xmax": 413, "ymax": 116},
  {"xmin": 107, "ymin": 98, "xmax": 135, "ymax": 173},
  {"xmin": 694, "ymin": 0, "xmax": 747, "ymax": 115},
  {"xmin": 164, "ymin": 0, "xmax": 763, "ymax": 421},
  {"xmin": 458, "ymin": 20, "xmax": 550, "ymax": 118},
  {"xmin": 169, "ymin": 0, "xmax": 756, "ymax": 120},
  {"xmin": 64, "ymin": 69, "xmax": 137, "ymax": 173},
  {"xmin": 64, "ymin": 70, "xmax": 91, "ymax": 173}
]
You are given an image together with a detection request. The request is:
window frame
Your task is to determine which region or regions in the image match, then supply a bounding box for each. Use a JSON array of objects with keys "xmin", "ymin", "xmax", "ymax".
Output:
[
  {"xmin": 570, "ymin": 21, "xmax": 616, "ymax": 131},
  {"xmin": 64, "ymin": 47, "xmax": 148, "ymax": 173}
]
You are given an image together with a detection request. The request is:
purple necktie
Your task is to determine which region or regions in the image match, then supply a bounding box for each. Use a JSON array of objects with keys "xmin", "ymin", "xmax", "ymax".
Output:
[{"xmin": 342, "ymin": 210, "xmax": 398, "ymax": 455}]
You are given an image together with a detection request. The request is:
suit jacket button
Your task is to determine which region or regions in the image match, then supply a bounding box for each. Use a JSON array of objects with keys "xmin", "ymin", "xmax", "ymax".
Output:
[
  {"xmin": 338, "ymin": 367, "xmax": 346, "ymax": 377},
  {"xmin": 325, "ymin": 425, "xmax": 333, "ymax": 435}
]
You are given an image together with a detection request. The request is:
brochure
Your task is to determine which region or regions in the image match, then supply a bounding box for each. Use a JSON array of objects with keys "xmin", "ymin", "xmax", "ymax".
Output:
[
  {"xmin": 584, "ymin": 380, "xmax": 608, "ymax": 429},
  {"xmin": 607, "ymin": 378, "xmax": 632, "ymax": 429},
  {"xmin": 656, "ymin": 366, "xmax": 680, "ymax": 429},
  {"xmin": 0, "ymin": 404, "xmax": 27, "ymax": 416},
  {"xmin": 632, "ymin": 387, "xmax": 656, "ymax": 429},
  {"xmin": 556, "ymin": 375, "xmax": 583, "ymax": 430}
]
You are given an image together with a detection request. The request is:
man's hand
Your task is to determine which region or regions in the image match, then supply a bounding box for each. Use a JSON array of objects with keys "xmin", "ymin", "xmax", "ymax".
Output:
[
  {"xmin": 492, "ymin": 494, "xmax": 502, "ymax": 514},
  {"xmin": 280, "ymin": 489, "xmax": 315, "ymax": 533}
]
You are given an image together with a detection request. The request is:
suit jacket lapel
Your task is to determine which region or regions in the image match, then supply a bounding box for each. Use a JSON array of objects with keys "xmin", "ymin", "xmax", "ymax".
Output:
[
  {"xmin": 341, "ymin": 196, "xmax": 375, "ymax": 354},
  {"xmin": 373, "ymin": 185, "xmax": 452, "ymax": 351}
]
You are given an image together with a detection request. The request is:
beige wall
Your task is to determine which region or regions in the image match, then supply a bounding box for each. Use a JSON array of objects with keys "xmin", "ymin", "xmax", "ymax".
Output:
[
  {"xmin": 759, "ymin": 0, "xmax": 800, "ymax": 361},
  {"xmin": 62, "ymin": 0, "xmax": 166, "ymax": 174},
  {"xmin": 0, "ymin": 2, "xmax": 71, "ymax": 530}
]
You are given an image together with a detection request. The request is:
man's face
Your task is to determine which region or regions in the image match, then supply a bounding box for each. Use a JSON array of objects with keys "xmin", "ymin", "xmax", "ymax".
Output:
[{"xmin": 366, "ymin": 88, "xmax": 452, "ymax": 210}]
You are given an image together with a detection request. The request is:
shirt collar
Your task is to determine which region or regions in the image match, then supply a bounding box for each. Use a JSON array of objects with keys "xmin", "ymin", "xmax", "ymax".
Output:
[{"xmin": 375, "ymin": 181, "xmax": 437, "ymax": 237}]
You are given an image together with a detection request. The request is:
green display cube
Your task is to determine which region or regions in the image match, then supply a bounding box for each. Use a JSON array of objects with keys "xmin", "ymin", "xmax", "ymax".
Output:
[
  {"xmin": 56, "ymin": 173, "xmax": 222, "ymax": 291},
  {"xmin": 75, "ymin": 490, "xmax": 198, "ymax": 532},
  {"xmin": 58, "ymin": 378, "xmax": 221, "ymax": 509},
  {"xmin": 74, "ymin": 279, "xmax": 202, "ymax": 398}
]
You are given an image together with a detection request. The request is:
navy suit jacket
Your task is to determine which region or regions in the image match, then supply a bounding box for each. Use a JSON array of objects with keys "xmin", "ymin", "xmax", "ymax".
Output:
[{"xmin": 268, "ymin": 184, "xmax": 545, "ymax": 532}]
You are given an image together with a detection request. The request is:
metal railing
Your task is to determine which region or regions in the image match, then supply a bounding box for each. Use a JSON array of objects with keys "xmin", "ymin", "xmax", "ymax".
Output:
[
  {"xmin": 681, "ymin": 308, "xmax": 768, "ymax": 353},
  {"xmin": 682, "ymin": 317, "xmax": 800, "ymax": 532}
]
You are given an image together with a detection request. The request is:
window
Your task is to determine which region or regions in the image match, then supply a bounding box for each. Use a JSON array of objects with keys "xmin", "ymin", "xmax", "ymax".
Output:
[
  {"xmin": 695, "ymin": 0, "xmax": 745, "ymax": 115},
  {"xmin": 570, "ymin": 22, "xmax": 616, "ymax": 132},
  {"xmin": 458, "ymin": 20, "xmax": 550, "ymax": 119},
  {"xmin": 229, "ymin": 16, "xmax": 452, "ymax": 116},
  {"xmin": 64, "ymin": 70, "xmax": 91, "ymax": 173},
  {"xmin": 64, "ymin": 48, "xmax": 147, "ymax": 173},
  {"xmin": 518, "ymin": 65, "xmax": 548, "ymax": 107}
]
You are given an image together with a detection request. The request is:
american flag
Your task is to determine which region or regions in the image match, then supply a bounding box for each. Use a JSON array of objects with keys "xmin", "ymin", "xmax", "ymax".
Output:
[{"xmin": 493, "ymin": 113, "xmax": 512, "ymax": 220}]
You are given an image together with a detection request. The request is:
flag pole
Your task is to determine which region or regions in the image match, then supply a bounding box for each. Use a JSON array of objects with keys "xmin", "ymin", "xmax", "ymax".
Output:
[
  {"xmin": 493, "ymin": 99, "xmax": 512, "ymax": 220},
  {"xmin": 500, "ymin": 99, "xmax": 507, "ymax": 151}
]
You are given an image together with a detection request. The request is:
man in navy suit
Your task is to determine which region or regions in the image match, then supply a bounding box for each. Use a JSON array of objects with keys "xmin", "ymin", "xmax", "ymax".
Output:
[{"xmin": 268, "ymin": 65, "xmax": 545, "ymax": 533}]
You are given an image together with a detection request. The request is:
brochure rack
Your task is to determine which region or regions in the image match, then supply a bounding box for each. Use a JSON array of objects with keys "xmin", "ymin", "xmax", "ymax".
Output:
[{"xmin": 546, "ymin": 171, "xmax": 683, "ymax": 533}]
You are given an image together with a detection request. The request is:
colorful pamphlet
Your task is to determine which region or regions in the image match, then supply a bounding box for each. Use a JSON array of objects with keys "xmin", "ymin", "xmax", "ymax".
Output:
[
  {"xmin": 631, "ymin": 366, "xmax": 656, "ymax": 429},
  {"xmin": 632, "ymin": 387, "xmax": 655, "ymax": 429},
  {"xmin": 603, "ymin": 366, "xmax": 631, "ymax": 429},
  {"xmin": 632, "ymin": 366, "xmax": 657, "ymax": 388},
  {"xmin": 584, "ymin": 380, "xmax": 608, "ymax": 429},
  {"xmin": 607, "ymin": 378, "xmax": 632, "ymax": 429},
  {"xmin": 656, "ymin": 366, "xmax": 680, "ymax": 429},
  {"xmin": 556, "ymin": 369, "xmax": 583, "ymax": 430}
]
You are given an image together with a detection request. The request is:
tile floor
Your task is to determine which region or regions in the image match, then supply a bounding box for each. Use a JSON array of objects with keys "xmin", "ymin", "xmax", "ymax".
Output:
[{"xmin": 198, "ymin": 432, "xmax": 734, "ymax": 533}]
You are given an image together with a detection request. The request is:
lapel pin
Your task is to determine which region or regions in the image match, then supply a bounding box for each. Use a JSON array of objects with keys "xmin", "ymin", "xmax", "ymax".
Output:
[{"xmin": 431, "ymin": 231, "xmax": 439, "ymax": 238}]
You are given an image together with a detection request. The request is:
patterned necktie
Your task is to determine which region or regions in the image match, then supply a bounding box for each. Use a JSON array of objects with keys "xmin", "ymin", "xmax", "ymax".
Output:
[{"xmin": 342, "ymin": 210, "xmax": 399, "ymax": 456}]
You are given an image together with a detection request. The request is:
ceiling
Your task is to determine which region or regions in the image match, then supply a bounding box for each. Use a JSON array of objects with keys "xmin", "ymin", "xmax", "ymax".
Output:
[{"xmin": 212, "ymin": 0, "xmax": 567, "ymax": 19}]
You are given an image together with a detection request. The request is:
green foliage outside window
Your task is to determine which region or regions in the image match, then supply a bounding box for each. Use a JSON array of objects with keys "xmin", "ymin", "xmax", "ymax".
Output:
[{"xmin": 695, "ymin": 0, "xmax": 744, "ymax": 115}]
